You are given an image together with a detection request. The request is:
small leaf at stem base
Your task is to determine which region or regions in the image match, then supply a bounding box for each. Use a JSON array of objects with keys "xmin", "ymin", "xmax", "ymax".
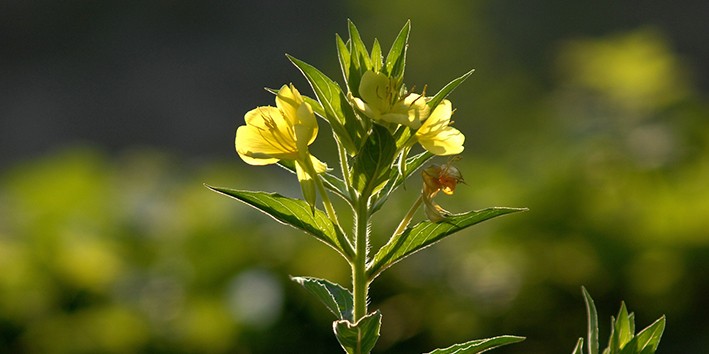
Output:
[{"xmin": 333, "ymin": 310, "xmax": 382, "ymax": 354}]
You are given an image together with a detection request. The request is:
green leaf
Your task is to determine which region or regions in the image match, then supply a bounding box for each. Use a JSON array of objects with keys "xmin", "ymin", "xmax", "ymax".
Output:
[
  {"xmin": 634, "ymin": 316, "xmax": 665, "ymax": 353},
  {"xmin": 582, "ymin": 287, "xmax": 600, "ymax": 354},
  {"xmin": 572, "ymin": 338, "xmax": 585, "ymax": 354},
  {"xmin": 371, "ymin": 150, "xmax": 434, "ymax": 214},
  {"xmin": 368, "ymin": 207, "xmax": 528, "ymax": 279},
  {"xmin": 617, "ymin": 316, "xmax": 665, "ymax": 354},
  {"xmin": 348, "ymin": 19, "xmax": 372, "ymax": 73},
  {"xmin": 343, "ymin": 20, "xmax": 371, "ymax": 95},
  {"xmin": 370, "ymin": 38, "xmax": 382, "ymax": 73},
  {"xmin": 425, "ymin": 335, "xmax": 525, "ymax": 354},
  {"xmin": 428, "ymin": 69, "xmax": 475, "ymax": 110},
  {"xmin": 287, "ymin": 54, "xmax": 363, "ymax": 154},
  {"xmin": 333, "ymin": 310, "xmax": 382, "ymax": 354},
  {"xmin": 384, "ymin": 20, "xmax": 411, "ymax": 82},
  {"xmin": 206, "ymin": 186, "xmax": 354, "ymax": 259},
  {"xmin": 613, "ymin": 303, "xmax": 634, "ymax": 351},
  {"xmin": 351, "ymin": 124, "xmax": 397, "ymax": 197},
  {"xmin": 336, "ymin": 34, "xmax": 351, "ymax": 86},
  {"xmin": 291, "ymin": 276, "xmax": 353, "ymax": 321},
  {"xmin": 303, "ymin": 95, "xmax": 327, "ymax": 120}
]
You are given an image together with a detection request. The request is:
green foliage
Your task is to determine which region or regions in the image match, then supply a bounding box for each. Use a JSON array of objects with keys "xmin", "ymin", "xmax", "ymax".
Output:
[
  {"xmin": 583, "ymin": 287, "xmax": 600, "ymax": 354},
  {"xmin": 288, "ymin": 54, "xmax": 364, "ymax": 155},
  {"xmin": 426, "ymin": 69, "xmax": 475, "ymax": 110},
  {"xmin": 351, "ymin": 124, "xmax": 397, "ymax": 197},
  {"xmin": 371, "ymin": 150, "xmax": 433, "ymax": 214},
  {"xmin": 342, "ymin": 19, "xmax": 374, "ymax": 93},
  {"xmin": 384, "ymin": 20, "xmax": 410, "ymax": 82},
  {"xmin": 573, "ymin": 288, "xmax": 666, "ymax": 354},
  {"xmin": 367, "ymin": 207, "xmax": 527, "ymax": 280},
  {"xmin": 573, "ymin": 338, "xmax": 586, "ymax": 354},
  {"xmin": 425, "ymin": 335, "xmax": 526, "ymax": 354},
  {"xmin": 291, "ymin": 276, "xmax": 353, "ymax": 321},
  {"xmin": 206, "ymin": 187, "xmax": 354, "ymax": 259},
  {"xmin": 334, "ymin": 310, "xmax": 383, "ymax": 354}
]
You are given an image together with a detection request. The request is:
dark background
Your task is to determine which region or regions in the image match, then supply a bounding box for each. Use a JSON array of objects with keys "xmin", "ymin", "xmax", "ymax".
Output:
[{"xmin": 1, "ymin": 1, "xmax": 708, "ymax": 353}]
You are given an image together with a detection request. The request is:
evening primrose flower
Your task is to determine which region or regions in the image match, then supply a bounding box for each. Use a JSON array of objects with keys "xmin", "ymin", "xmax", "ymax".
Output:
[
  {"xmin": 421, "ymin": 161, "xmax": 465, "ymax": 222},
  {"xmin": 350, "ymin": 70, "xmax": 429, "ymax": 129},
  {"xmin": 235, "ymin": 84, "xmax": 327, "ymax": 208},
  {"xmin": 414, "ymin": 99, "xmax": 465, "ymax": 156}
]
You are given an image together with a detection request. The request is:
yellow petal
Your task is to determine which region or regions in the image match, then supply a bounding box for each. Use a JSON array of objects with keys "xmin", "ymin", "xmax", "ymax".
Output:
[
  {"xmin": 359, "ymin": 71, "xmax": 392, "ymax": 113},
  {"xmin": 378, "ymin": 112, "xmax": 416, "ymax": 127},
  {"xmin": 386, "ymin": 93, "xmax": 429, "ymax": 129},
  {"xmin": 235, "ymin": 125, "xmax": 297, "ymax": 164},
  {"xmin": 418, "ymin": 126, "xmax": 465, "ymax": 156},
  {"xmin": 295, "ymin": 101, "xmax": 318, "ymax": 145},
  {"xmin": 276, "ymin": 84, "xmax": 304, "ymax": 126},
  {"xmin": 404, "ymin": 94, "xmax": 430, "ymax": 128},
  {"xmin": 350, "ymin": 94, "xmax": 378, "ymax": 121},
  {"xmin": 244, "ymin": 106, "xmax": 283, "ymax": 130},
  {"xmin": 417, "ymin": 100, "xmax": 452, "ymax": 137}
]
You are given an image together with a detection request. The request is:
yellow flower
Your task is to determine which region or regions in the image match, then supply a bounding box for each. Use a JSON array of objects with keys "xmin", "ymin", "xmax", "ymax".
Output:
[
  {"xmin": 350, "ymin": 71, "xmax": 429, "ymax": 129},
  {"xmin": 235, "ymin": 84, "xmax": 327, "ymax": 207},
  {"xmin": 421, "ymin": 161, "xmax": 464, "ymax": 222},
  {"xmin": 414, "ymin": 99, "xmax": 464, "ymax": 156}
]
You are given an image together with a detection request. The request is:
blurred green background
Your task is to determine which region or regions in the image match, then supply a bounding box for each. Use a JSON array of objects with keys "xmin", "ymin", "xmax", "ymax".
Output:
[{"xmin": 1, "ymin": 1, "xmax": 708, "ymax": 353}]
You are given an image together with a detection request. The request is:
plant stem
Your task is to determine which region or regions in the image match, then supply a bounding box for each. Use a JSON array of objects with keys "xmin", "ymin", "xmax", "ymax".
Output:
[
  {"xmin": 316, "ymin": 176, "xmax": 339, "ymax": 225},
  {"xmin": 392, "ymin": 194, "xmax": 423, "ymax": 238},
  {"xmin": 352, "ymin": 196, "xmax": 369, "ymax": 321}
]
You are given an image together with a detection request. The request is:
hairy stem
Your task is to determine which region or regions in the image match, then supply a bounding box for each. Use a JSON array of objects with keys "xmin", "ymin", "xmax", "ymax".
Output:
[{"xmin": 352, "ymin": 196, "xmax": 370, "ymax": 321}]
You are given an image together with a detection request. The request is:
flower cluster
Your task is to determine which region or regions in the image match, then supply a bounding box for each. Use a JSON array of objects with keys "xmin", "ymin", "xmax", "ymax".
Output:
[
  {"xmin": 351, "ymin": 70, "xmax": 465, "ymax": 156},
  {"xmin": 234, "ymin": 21, "xmax": 471, "ymax": 222},
  {"xmin": 215, "ymin": 20, "xmax": 531, "ymax": 354}
]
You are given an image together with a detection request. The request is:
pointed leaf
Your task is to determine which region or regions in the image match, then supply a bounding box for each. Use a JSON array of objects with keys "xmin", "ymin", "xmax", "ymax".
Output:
[
  {"xmin": 583, "ymin": 287, "xmax": 600, "ymax": 354},
  {"xmin": 333, "ymin": 310, "xmax": 382, "ymax": 354},
  {"xmin": 351, "ymin": 124, "xmax": 397, "ymax": 197},
  {"xmin": 618, "ymin": 316, "xmax": 665, "ymax": 354},
  {"xmin": 344, "ymin": 19, "xmax": 372, "ymax": 95},
  {"xmin": 291, "ymin": 276, "xmax": 353, "ymax": 321},
  {"xmin": 287, "ymin": 55, "xmax": 363, "ymax": 154},
  {"xmin": 634, "ymin": 316, "xmax": 665, "ymax": 353},
  {"xmin": 385, "ymin": 20, "xmax": 410, "ymax": 81},
  {"xmin": 336, "ymin": 34, "xmax": 351, "ymax": 86},
  {"xmin": 425, "ymin": 335, "xmax": 525, "ymax": 354},
  {"xmin": 303, "ymin": 95, "xmax": 327, "ymax": 120},
  {"xmin": 371, "ymin": 38, "xmax": 383, "ymax": 73},
  {"xmin": 614, "ymin": 303, "xmax": 633, "ymax": 350},
  {"xmin": 206, "ymin": 186, "xmax": 353, "ymax": 258},
  {"xmin": 368, "ymin": 207, "xmax": 527, "ymax": 279},
  {"xmin": 348, "ymin": 19, "xmax": 372, "ymax": 73},
  {"xmin": 428, "ymin": 69, "xmax": 475, "ymax": 111},
  {"xmin": 572, "ymin": 338, "xmax": 585, "ymax": 354}
]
